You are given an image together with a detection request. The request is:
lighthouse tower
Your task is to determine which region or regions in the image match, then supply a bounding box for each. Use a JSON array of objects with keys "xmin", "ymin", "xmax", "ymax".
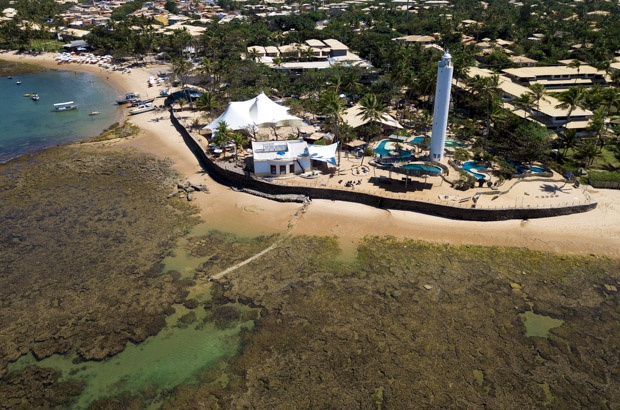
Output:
[{"xmin": 429, "ymin": 51, "xmax": 454, "ymax": 162}]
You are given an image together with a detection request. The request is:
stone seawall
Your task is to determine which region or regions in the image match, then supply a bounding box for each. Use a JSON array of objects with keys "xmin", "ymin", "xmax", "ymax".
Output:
[{"xmin": 170, "ymin": 112, "xmax": 597, "ymax": 221}]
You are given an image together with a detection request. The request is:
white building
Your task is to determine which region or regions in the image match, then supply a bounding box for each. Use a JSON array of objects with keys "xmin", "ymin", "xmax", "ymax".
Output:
[{"xmin": 251, "ymin": 140, "xmax": 338, "ymax": 177}]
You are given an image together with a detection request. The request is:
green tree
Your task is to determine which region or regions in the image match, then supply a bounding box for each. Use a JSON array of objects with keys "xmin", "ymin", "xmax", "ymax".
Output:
[
  {"xmin": 555, "ymin": 86, "xmax": 587, "ymax": 130},
  {"xmin": 512, "ymin": 92, "xmax": 535, "ymax": 118},
  {"xmin": 213, "ymin": 121, "xmax": 233, "ymax": 149},
  {"xmin": 357, "ymin": 93, "xmax": 387, "ymax": 142},
  {"xmin": 559, "ymin": 128, "xmax": 578, "ymax": 157},
  {"xmin": 528, "ymin": 83, "xmax": 548, "ymax": 116},
  {"xmin": 231, "ymin": 132, "xmax": 248, "ymax": 162},
  {"xmin": 505, "ymin": 122, "xmax": 552, "ymax": 164},
  {"xmin": 196, "ymin": 92, "xmax": 219, "ymax": 120},
  {"xmin": 319, "ymin": 90, "xmax": 345, "ymax": 165},
  {"xmin": 469, "ymin": 74, "xmax": 502, "ymax": 153},
  {"xmin": 576, "ymin": 139, "xmax": 599, "ymax": 167}
]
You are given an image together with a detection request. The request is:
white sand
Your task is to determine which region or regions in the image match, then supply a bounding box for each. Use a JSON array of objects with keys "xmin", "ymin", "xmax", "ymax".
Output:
[{"xmin": 4, "ymin": 52, "xmax": 620, "ymax": 257}]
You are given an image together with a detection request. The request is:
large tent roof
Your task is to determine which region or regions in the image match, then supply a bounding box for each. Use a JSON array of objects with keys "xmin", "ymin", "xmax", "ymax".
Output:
[
  {"xmin": 342, "ymin": 104, "xmax": 403, "ymax": 129},
  {"xmin": 204, "ymin": 92, "xmax": 302, "ymax": 133}
]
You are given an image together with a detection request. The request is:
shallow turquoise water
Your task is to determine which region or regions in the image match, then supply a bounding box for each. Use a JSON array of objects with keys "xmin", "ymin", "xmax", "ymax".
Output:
[{"xmin": 0, "ymin": 69, "xmax": 122, "ymax": 163}]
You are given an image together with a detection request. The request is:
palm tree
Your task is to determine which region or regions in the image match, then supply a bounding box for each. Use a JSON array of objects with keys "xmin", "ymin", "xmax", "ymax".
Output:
[
  {"xmin": 528, "ymin": 83, "xmax": 548, "ymax": 116},
  {"xmin": 319, "ymin": 90, "xmax": 345, "ymax": 165},
  {"xmin": 512, "ymin": 92, "xmax": 535, "ymax": 118},
  {"xmin": 196, "ymin": 92, "xmax": 219, "ymax": 120},
  {"xmin": 559, "ymin": 129, "xmax": 578, "ymax": 157},
  {"xmin": 469, "ymin": 74, "xmax": 502, "ymax": 153},
  {"xmin": 358, "ymin": 93, "xmax": 388, "ymax": 141},
  {"xmin": 601, "ymin": 87, "xmax": 620, "ymax": 118},
  {"xmin": 197, "ymin": 57, "xmax": 217, "ymax": 91},
  {"xmin": 213, "ymin": 121, "xmax": 233, "ymax": 155},
  {"xmin": 231, "ymin": 132, "xmax": 248, "ymax": 162},
  {"xmin": 555, "ymin": 86, "xmax": 587, "ymax": 130},
  {"xmin": 567, "ymin": 59, "xmax": 582, "ymax": 78},
  {"xmin": 587, "ymin": 108, "xmax": 610, "ymax": 152},
  {"xmin": 576, "ymin": 139, "xmax": 599, "ymax": 167},
  {"xmin": 247, "ymin": 48, "xmax": 261, "ymax": 62}
]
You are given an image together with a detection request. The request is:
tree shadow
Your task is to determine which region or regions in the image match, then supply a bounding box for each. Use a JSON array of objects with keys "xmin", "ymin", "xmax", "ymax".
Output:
[{"xmin": 539, "ymin": 183, "xmax": 570, "ymax": 194}]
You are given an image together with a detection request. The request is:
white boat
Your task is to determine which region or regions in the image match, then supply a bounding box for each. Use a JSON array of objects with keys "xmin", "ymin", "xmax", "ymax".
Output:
[
  {"xmin": 31, "ymin": 94, "xmax": 40, "ymax": 101},
  {"xmin": 129, "ymin": 103, "xmax": 155, "ymax": 115},
  {"xmin": 88, "ymin": 111, "xmax": 101, "ymax": 116},
  {"xmin": 54, "ymin": 101, "xmax": 78, "ymax": 111}
]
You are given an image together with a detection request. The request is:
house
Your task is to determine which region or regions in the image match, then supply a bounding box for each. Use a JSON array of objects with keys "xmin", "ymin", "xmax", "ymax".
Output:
[
  {"xmin": 501, "ymin": 65, "xmax": 607, "ymax": 90},
  {"xmin": 464, "ymin": 67, "xmax": 593, "ymax": 134},
  {"xmin": 251, "ymin": 140, "xmax": 338, "ymax": 176},
  {"xmin": 252, "ymin": 140, "xmax": 310, "ymax": 176}
]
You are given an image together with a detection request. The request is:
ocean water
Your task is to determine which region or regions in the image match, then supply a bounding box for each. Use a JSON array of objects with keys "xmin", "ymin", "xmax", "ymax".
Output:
[{"xmin": 0, "ymin": 69, "xmax": 123, "ymax": 163}]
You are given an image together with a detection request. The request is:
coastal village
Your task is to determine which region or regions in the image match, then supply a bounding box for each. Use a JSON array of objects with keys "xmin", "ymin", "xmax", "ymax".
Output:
[{"xmin": 1, "ymin": 0, "xmax": 620, "ymax": 408}]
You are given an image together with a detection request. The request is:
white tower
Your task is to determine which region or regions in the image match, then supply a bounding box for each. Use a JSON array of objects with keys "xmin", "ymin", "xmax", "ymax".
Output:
[{"xmin": 430, "ymin": 51, "xmax": 454, "ymax": 162}]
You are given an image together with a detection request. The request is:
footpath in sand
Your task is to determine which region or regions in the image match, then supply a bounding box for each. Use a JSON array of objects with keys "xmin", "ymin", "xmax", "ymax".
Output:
[{"xmin": 3, "ymin": 51, "xmax": 620, "ymax": 258}]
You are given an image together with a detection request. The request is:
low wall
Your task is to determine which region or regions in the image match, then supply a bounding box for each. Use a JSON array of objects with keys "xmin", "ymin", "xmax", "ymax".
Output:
[
  {"xmin": 170, "ymin": 112, "xmax": 597, "ymax": 221},
  {"xmin": 590, "ymin": 180, "xmax": 620, "ymax": 189}
]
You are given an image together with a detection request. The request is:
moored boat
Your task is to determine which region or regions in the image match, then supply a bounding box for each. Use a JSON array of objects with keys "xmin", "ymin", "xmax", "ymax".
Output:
[
  {"xmin": 53, "ymin": 101, "xmax": 78, "ymax": 111},
  {"xmin": 31, "ymin": 93, "xmax": 40, "ymax": 101},
  {"xmin": 129, "ymin": 102, "xmax": 155, "ymax": 115},
  {"xmin": 16, "ymin": 81, "xmax": 21, "ymax": 85},
  {"xmin": 130, "ymin": 98, "xmax": 155, "ymax": 107},
  {"xmin": 116, "ymin": 92, "xmax": 140, "ymax": 105},
  {"xmin": 89, "ymin": 111, "xmax": 101, "ymax": 115}
]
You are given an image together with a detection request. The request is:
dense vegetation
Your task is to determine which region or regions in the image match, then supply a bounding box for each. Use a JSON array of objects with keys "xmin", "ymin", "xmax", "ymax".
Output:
[{"xmin": 1, "ymin": 0, "xmax": 619, "ymax": 173}]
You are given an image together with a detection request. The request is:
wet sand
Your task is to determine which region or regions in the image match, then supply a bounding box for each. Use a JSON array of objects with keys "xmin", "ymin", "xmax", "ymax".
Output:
[{"xmin": 3, "ymin": 51, "xmax": 620, "ymax": 257}]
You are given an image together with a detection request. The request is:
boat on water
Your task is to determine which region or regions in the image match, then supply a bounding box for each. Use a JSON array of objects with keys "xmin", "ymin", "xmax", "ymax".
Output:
[
  {"xmin": 129, "ymin": 98, "xmax": 155, "ymax": 107},
  {"xmin": 116, "ymin": 92, "xmax": 140, "ymax": 105},
  {"xmin": 129, "ymin": 102, "xmax": 155, "ymax": 115},
  {"xmin": 31, "ymin": 94, "xmax": 40, "ymax": 101},
  {"xmin": 53, "ymin": 101, "xmax": 78, "ymax": 111},
  {"xmin": 16, "ymin": 81, "xmax": 21, "ymax": 85},
  {"xmin": 88, "ymin": 111, "xmax": 101, "ymax": 116}
]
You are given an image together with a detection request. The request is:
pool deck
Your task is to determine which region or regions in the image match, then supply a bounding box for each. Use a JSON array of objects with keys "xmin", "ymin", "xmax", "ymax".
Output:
[
  {"xmin": 185, "ymin": 125, "xmax": 592, "ymax": 214},
  {"xmin": 213, "ymin": 149, "xmax": 592, "ymax": 212}
]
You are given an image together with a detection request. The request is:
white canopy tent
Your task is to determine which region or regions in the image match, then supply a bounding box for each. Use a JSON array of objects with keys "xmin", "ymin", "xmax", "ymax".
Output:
[{"xmin": 204, "ymin": 92, "xmax": 302, "ymax": 134}]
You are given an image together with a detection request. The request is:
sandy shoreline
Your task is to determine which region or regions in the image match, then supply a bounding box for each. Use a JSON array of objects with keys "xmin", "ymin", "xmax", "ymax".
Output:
[{"xmin": 3, "ymin": 51, "xmax": 620, "ymax": 258}]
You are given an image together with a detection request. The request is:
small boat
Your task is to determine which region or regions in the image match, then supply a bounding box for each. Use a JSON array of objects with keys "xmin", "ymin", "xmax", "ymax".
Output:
[
  {"xmin": 16, "ymin": 81, "xmax": 21, "ymax": 85},
  {"xmin": 88, "ymin": 111, "xmax": 101, "ymax": 115},
  {"xmin": 7, "ymin": 76, "xmax": 12, "ymax": 79},
  {"xmin": 129, "ymin": 102, "xmax": 155, "ymax": 115},
  {"xmin": 31, "ymin": 94, "xmax": 40, "ymax": 101},
  {"xmin": 116, "ymin": 92, "xmax": 140, "ymax": 105},
  {"xmin": 54, "ymin": 101, "xmax": 78, "ymax": 111},
  {"xmin": 129, "ymin": 98, "xmax": 155, "ymax": 107}
]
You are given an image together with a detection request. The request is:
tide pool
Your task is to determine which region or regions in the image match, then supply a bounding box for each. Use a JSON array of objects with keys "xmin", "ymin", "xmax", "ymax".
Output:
[{"xmin": 0, "ymin": 69, "xmax": 122, "ymax": 163}]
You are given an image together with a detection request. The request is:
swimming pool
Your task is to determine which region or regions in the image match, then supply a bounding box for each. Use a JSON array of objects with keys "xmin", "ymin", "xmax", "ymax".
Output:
[
  {"xmin": 462, "ymin": 161, "xmax": 487, "ymax": 179},
  {"xmin": 374, "ymin": 139, "xmax": 413, "ymax": 160},
  {"xmin": 409, "ymin": 136, "xmax": 464, "ymax": 148},
  {"xmin": 509, "ymin": 161, "xmax": 547, "ymax": 174},
  {"xmin": 402, "ymin": 163, "xmax": 443, "ymax": 175}
]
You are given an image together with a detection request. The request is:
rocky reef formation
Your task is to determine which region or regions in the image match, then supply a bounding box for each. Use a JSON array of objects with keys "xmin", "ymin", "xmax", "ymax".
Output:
[{"xmin": 0, "ymin": 147, "xmax": 199, "ymax": 383}]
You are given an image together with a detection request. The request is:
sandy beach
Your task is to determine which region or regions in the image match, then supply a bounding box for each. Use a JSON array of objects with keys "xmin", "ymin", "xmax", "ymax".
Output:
[{"xmin": 3, "ymin": 51, "xmax": 620, "ymax": 258}]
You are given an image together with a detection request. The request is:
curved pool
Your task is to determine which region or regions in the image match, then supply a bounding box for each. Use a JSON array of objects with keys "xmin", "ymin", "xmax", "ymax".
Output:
[
  {"xmin": 374, "ymin": 139, "xmax": 413, "ymax": 160},
  {"xmin": 462, "ymin": 161, "xmax": 488, "ymax": 180},
  {"xmin": 509, "ymin": 161, "xmax": 547, "ymax": 174},
  {"xmin": 409, "ymin": 136, "xmax": 464, "ymax": 148},
  {"xmin": 401, "ymin": 162, "xmax": 443, "ymax": 176}
]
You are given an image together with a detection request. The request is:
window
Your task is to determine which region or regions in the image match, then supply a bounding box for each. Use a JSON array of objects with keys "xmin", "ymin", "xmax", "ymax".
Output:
[
  {"xmin": 270, "ymin": 165, "xmax": 276, "ymax": 175},
  {"xmin": 280, "ymin": 165, "xmax": 286, "ymax": 174},
  {"xmin": 289, "ymin": 164, "xmax": 295, "ymax": 173}
]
